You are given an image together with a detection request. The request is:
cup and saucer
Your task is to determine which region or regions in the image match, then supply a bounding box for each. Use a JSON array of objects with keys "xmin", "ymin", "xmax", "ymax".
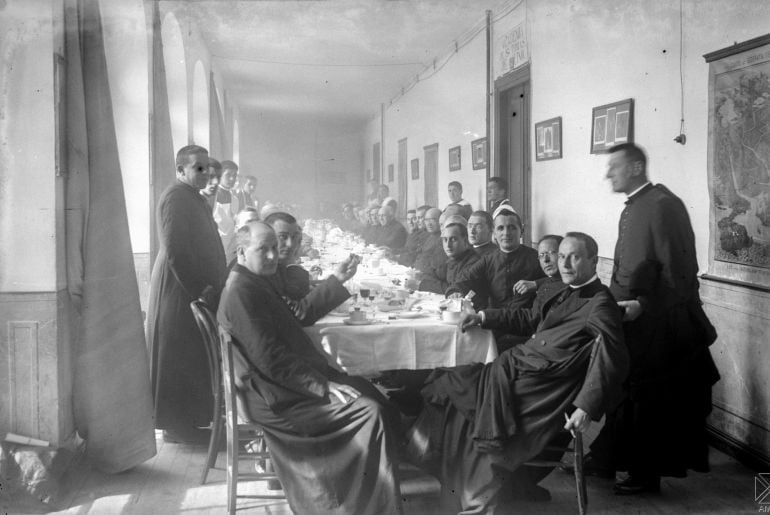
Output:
[{"xmin": 344, "ymin": 309, "xmax": 375, "ymax": 325}]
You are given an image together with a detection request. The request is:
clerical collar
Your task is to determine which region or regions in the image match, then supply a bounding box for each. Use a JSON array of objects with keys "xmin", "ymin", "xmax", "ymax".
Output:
[
  {"xmin": 499, "ymin": 246, "xmax": 519, "ymax": 254},
  {"xmin": 626, "ymin": 182, "xmax": 651, "ymax": 200},
  {"xmin": 474, "ymin": 241, "xmax": 491, "ymax": 249},
  {"xmin": 569, "ymin": 274, "xmax": 598, "ymax": 289}
]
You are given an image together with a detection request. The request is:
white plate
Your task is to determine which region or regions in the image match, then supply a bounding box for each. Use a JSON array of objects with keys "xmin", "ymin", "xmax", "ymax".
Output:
[
  {"xmin": 328, "ymin": 311, "xmax": 349, "ymax": 317},
  {"xmin": 343, "ymin": 319, "xmax": 375, "ymax": 326}
]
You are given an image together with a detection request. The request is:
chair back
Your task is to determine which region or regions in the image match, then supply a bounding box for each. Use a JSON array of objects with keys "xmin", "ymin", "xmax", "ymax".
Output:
[{"xmin": 190, "ymin": 299, "xmax": 221, "ymax": 400}]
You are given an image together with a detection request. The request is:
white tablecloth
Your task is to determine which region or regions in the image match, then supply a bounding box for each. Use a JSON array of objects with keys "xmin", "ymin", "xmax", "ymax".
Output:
[{"xmin": 305, "ymin": 314, "xmax": 497, "ymax": 377}]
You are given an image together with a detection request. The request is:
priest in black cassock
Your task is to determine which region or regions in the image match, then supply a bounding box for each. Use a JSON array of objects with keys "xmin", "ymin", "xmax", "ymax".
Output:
[
  {"xmin": 419, "ymin": 219, "xmax": 479, "ymax": 295},
  {"xmin": 589, "ymin": 143, "xmax": 719, "ymax": 495},
  {"xmin": 406, "ymin": 232, "xmax": 629, "ymax": 514},
  {"xmin": 146, "ymin": 145, "xmax": 227, "ymax": 443},
  {"xmin": 448, "ymin": 206, "xmax": 544, "ymax": 324},
  {"xmin": 218, "ymin": 221, "xmax": 403, "ymax": 515},
  {"xmin": 375, "ymin": 204, "xmax": 408, "ymax": 250},
  {"xmin": 467, "ymin": 211, "xmax": 497, "ymax": 257}
]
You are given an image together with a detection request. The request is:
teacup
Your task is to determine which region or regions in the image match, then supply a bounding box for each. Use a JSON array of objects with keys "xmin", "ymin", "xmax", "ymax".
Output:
[{"xmin": 350, "ymin": 308, "xmax": 366, "ymax": 322}]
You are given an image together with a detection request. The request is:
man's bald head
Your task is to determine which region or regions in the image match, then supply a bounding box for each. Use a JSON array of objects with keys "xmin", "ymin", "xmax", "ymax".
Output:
[
  {"xmin": 237, "ymin": 221, "xmax": 279, "ymax": 276},
  {"xmin": 378, "ymin": 204, "xmax": 396, "ymax": 226}
]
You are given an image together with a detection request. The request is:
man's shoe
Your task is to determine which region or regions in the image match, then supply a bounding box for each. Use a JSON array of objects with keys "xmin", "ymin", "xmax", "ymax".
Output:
[{"xmin": 613, "ymin": 475, "xmax": 660, "ymax": 495}]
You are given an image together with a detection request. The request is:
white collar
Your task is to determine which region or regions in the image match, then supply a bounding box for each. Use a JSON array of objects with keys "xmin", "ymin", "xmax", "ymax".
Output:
[
  {"xmin": 569, "ymin": 274, "xmax": 598, "ymax": 289},
  {"xmin": 626, "ymin": 182, "xmax": 651, "ymax": 199}
]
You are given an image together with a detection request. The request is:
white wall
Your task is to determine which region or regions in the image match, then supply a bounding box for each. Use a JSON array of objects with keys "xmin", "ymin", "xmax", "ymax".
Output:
[
  {"xmin": 367, "ymin": 32, "xmax": 488, "ymax": 213},
  {"xmin": 527, "ymin": 0, "xmax": 770, "ymax": 266},
  {"xmin": 0, "ymin": 0, "xmax": 57, "ymax": 291},
  {"xmin": 239, "ymin": 111, "xmax": 365, "ymax": 218}
]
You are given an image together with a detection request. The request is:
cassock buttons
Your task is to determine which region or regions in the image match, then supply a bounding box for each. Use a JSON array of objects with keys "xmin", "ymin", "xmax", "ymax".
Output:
[{"xmin": 540, "ymin": 340, "xmax": 546, "ymax": 346}]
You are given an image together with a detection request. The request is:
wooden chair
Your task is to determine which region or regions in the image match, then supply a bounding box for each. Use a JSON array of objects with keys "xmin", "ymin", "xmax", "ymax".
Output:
[
  {"xmin": 189, "ymin": 299, "xmax": 225, "ymax": 484},
  {"xmin": 219, "ymin": 326, "xmax": 284, "ymax": 514},
  {"xmin": 190, "ymin": 300, "xmax": 283, "ymax": 512},
  {"xmin": 524, "ymin": 430, "xmax": 587, "ymax": 515}
]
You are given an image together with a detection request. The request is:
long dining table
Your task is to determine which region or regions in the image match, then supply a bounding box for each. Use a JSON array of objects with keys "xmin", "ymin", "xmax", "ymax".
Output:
[{"xmin": 300, "ymin": 221, "xmax": 498, "ymax": 377}]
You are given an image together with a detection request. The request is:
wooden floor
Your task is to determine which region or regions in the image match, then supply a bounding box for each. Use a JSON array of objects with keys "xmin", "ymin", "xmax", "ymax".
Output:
[{"xmin": 3, "ymin": 430, "xmax": 762, "ymax": 514}]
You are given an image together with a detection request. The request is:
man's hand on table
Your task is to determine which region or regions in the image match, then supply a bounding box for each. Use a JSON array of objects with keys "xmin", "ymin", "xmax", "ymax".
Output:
[
  {"xmin": 460, "ymin": 313, "xmax": 482, "ymax": 332},
  {"xmin": 333, "ymin": 254, "xmax": 360, "ymax": 283},
  {"xmin": 328, "ymin": 382, "xmax": 361, "ymax": 404}
]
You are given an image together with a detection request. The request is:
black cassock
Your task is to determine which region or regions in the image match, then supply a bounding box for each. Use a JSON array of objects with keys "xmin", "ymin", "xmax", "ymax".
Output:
[
  {"xmin": 407, "ymin": 279, "xmax": 628, "ymax": 514},
  {"xmin": 146, "ymin": 181, "xmax": 226, "ymax": 434},
  {"xmin": 218, "ymin": 265, "xmax": 403, "ymax": 515},
  {"xmin": 596, "ymin": 183, "xmax": 720, "ymax": 478}
]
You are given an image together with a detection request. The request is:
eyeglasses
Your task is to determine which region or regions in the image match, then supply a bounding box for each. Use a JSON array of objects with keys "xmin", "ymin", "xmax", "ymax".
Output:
[{"xmin": 538, "ymin": 251, "xmax": 558, "ymax": 258}]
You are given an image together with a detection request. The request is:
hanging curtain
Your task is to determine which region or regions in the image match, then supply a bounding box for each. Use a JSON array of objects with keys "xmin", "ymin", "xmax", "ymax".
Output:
[
  {"xmin": 149, "ymin": 0, "xmax": 176, "ymax": 264},
  {"xmin": 65, "ymin": 0, "xmax": 156, "ymax": 473}
]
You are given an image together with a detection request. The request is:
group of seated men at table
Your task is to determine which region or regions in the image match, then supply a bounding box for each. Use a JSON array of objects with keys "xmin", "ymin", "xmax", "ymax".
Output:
[
  {"xmin": 149, "ymin": 144, "xmax": 715, "ymax": 514},
  {"xmin": 216, "ymin": 207, "xmax": 628, "ymax": 514}
]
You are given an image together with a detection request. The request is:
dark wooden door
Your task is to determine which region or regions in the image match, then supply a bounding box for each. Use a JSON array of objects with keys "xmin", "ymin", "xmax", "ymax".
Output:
[{"xmin": 495, "ymin": 73, "xmax": 531, "ymax": 240}]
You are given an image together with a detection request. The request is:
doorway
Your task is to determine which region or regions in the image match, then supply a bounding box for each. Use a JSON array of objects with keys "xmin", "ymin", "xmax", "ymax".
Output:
[
  {"xmin": 494, "ymin": 65, "xmax": 531, "ymax": 242},
  {"xmin": 423, "ymin": 143, "xmax": 438, "ymax": 208}
]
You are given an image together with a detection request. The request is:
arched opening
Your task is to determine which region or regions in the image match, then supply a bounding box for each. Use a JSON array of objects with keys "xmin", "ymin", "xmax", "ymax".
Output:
[
  {"xmin": 192, "ymin": 60, "xmax": 209, "ymax": 148},
  {"xmin": 161, "ymin": 12, "xmax": 187, "ymax": 152}
]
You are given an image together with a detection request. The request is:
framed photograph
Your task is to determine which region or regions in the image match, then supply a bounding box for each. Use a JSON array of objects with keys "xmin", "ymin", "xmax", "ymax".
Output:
[
  {"xmin": 590, "ymin": 98, "xmax": 634, "ymax": 154},
  {"xmin": 535, "ymin": 117, "xmax": 562, "ymax": 161},
  {"xmin": 410, "ymin": 158, "xmax": 419, "ymax": 180},
  {"xmin": 704, "ymin": 33, "xmax": 770, "ymax": 288},
  {"xmin": 448, "ymin": 146, "xmax": 461, "ymax": 171},
  {"xmin": 471, "ymin": 138, "xmax": 487, "ymax": 169},
  {"xmin": 387, "ymin": 164, "xmax": 394, "ymax": 182}
]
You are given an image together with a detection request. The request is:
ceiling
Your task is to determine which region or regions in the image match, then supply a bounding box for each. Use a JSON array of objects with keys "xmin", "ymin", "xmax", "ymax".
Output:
[{"xmin": 164, "ymin": 0, "xmax": 505, "ymax": 122}]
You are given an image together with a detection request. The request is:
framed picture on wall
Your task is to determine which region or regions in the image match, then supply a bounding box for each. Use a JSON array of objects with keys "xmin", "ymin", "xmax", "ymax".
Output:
[
  {"xmin": 471, "ymin": 138, "xmax": 487, "ymax": 169},
  {"xmin": 590, "ymin": 98, "xmax": 633, "ymax": 153},
  {"xmin": 410, "ymin": 158, "xmax": 419, "ymax": 180},
  {"xmin": 448, "ymin": 146, "xmax": 461, "ymax": 171},
  {"xmin": 535, "ymin": 117, "xmax": 562, "ymax": 161},
  {"xmin": 388, "ymin": 164, "xmax": 394, "ymax": 182}
]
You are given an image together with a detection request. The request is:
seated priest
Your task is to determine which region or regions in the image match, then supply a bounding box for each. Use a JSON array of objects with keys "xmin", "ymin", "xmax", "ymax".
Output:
[
  {"xmin": 511, "ymin": 234, "xmax": 564, "ymax": 298},
  {"xmin": 218, "ymin": 221, "xmax": 403, "ymax": 515},
  {"xmin": 413, "ymin": 207, "xmax": 446, "ymax": 279},
  {"xmin": 418, "ymin": 217, "xmax": 479, "ymax": 295},
  {"xmin": 396, "ymin": 205, "xmax": 431, "ymax": 266},
  {"xmin": 264, "ymin": 211, "xmax": 356, "ymax": 325},
  {"xmin": 363, "ymin": 206, "xmax": 381, "ymax": 245},
  {"xmin": 375, "ymin": 204, "xmax": 408, "ymax": 250},
  {"xmin": 405, "ymin": 209, "xmax": 417, "ymax": 234},
  {"xmin": 406, "ymin": 232, "xmax": 629, "ymax": 513},
  {"xmin": 447, "ymin": 205, "xmax": 544, "ymax": 313},
  {"xmin": 467, "ymin": 210, "xmax": 497, "ymax": 257}
]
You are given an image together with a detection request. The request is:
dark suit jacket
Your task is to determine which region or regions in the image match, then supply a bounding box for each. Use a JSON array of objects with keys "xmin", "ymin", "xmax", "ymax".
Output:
[
  {"xmin": 482, "ymin": 278, "xmax": 628, "ymax": 420},
  {"xmin": 448, "ymin": 246, "xmax": 545, "ymax": 310},
  {"xmin": 270, "ymin": 263, "xmax": 350, "ymax": 326},
  {"xmin": 376, "ymin": 219, "xmax": 408, "ymax": 249},
  {"xmin": 419, "ymin": 248, "xmax": 480, "ymax": 295}
]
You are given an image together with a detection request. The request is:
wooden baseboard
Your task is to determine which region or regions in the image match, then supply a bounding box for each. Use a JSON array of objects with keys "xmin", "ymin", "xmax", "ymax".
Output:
[{"xmin": 707, "ymin": 425, "xmax": 770, "ymax": 472}]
